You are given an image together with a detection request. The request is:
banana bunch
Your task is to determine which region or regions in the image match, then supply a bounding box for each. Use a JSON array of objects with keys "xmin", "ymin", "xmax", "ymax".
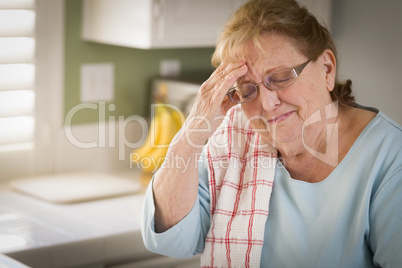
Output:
[{"xmin": 132, "ymin": 104, "xmax": 184, "ymax": 174}]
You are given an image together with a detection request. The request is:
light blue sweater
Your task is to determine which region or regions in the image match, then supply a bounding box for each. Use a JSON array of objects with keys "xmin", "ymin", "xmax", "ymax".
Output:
[{"xmin": 142, "ymin": 111, "xmax": 402, "ymax": 267}]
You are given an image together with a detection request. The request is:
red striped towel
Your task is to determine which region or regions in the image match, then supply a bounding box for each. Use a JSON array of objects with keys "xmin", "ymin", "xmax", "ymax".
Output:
[{"xmin": 201, "ymin": 105, "xmax": 277, "ymax": 268}]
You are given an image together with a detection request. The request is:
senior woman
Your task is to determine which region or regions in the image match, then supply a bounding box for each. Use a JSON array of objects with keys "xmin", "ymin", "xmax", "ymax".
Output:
[{"xmin": 141, "ymin": 0, "xmax": 402, "ymax": 267}]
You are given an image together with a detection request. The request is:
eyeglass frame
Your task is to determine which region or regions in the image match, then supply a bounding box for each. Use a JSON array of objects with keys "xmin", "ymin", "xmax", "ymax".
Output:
[{"xmin": 226, "ymin": 59, "xmax": 311, "ymax": 104}]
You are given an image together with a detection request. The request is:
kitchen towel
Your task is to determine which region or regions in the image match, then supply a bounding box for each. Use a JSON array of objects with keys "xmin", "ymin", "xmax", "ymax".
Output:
[{"xmin": 201, "ymin": 105, "xmax": 277, "ymax": 267}]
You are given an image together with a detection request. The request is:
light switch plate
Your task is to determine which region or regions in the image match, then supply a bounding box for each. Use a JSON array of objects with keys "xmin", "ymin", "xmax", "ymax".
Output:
[{"xmin": 80, "ymin": 63, "xmax": 114, "ymax": 102}]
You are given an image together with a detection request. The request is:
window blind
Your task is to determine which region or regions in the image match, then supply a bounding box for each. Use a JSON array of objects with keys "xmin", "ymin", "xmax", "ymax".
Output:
[{"xmin": 0, "ymin": 0, "xmax": 36, "ymax": 152}]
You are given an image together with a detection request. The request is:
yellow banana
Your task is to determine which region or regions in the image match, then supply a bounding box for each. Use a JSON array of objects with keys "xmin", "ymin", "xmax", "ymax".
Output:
[
  {"xmin": 169, "ymin": 105, "xmax": 185, "ymax": 129},
  {"xmin": 141, "ymin": 106, "xmax": 181, "ymax": 173},
  {"xmin": 132, "ymin": 105, "xmax": 162, "ymax": 161},
  {"xmin": 158, "ymin": 107, "xmax": 180, "ymax": 147}
]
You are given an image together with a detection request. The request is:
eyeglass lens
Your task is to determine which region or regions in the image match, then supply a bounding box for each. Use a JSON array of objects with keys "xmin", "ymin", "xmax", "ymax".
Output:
[
  {"xmin": 229, "ymin": 68, "xmax": 296, "ymax": 104},
  {"xmin": 228, "ymin": 84, "xmax": 258, "ymax": 104},
  {"xmin": 228, "ymin": 60, "xmax": 310, "ymax": 104},
  {"xmin": 264, "ymin": 69, "xmax": 296, "ymax": 90}
]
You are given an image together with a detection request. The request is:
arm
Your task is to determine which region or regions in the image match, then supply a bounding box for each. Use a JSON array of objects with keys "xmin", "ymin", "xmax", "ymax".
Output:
[
  {"xmin": 152, "ymin": 61, "xmax": 247, "ymax": 232},
  {"xmin": 141, "ymin": 148, "xmax": 211, "ymax": 258},
  {"xmin": 369, "ymin": 169, "xmax": 402, "ymax": 267}
]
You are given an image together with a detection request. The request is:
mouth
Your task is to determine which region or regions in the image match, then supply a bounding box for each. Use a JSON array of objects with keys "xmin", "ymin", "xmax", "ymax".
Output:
[{"xmin": 268, "ymin": 111, "xmax": 295, "ymax": 124}]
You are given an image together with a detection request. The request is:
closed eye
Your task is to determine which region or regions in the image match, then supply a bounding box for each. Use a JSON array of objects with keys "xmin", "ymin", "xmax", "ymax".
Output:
[{"xmin": 243, "ymin": 90, "xmax": 255, "ymax": 98}]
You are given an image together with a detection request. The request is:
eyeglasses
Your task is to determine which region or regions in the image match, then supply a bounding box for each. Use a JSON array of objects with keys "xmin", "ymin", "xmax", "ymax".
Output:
[{"xmin": 226, "ymin": 59, "xmax": 311, "ymax": 104}]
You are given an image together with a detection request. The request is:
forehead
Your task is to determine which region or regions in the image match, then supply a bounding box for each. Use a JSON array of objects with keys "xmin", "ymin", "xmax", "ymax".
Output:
[{"xmin": 242, "ymin": 33, "xmax": 303, "ymax": 74}]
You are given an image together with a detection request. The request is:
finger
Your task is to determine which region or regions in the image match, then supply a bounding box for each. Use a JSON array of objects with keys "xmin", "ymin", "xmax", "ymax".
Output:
[
  {"xmin": 213, "ymin": 63, "xmax": 248, "ymax": 100},
  {"xmin": 207, "ymin": 60, "xmax": 246, "ymax": 84},
  {"xmin": 204, "ymin": 61, "xmax": 246, "ymax": 96}
]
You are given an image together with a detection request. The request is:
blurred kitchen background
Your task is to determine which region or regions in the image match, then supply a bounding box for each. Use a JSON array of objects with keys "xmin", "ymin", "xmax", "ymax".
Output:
[{"xmin": 0, "ymin": 0, "xmax": 401, "ymax": 267}]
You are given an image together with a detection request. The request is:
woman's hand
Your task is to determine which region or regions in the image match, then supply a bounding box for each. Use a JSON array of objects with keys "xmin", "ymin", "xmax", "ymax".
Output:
[
  {"xmin": 152, "ymin": 60, "xmax": 247, "ymax": 233},
  {"xmin": 183, "ymin": 61, "xmax": 248, "ymax": 145}
]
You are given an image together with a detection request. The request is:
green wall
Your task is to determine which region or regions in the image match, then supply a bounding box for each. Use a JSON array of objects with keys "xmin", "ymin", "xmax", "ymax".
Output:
[{"xmin": 64, "ymin": 0, "xmax": 215, "ymax": 124}]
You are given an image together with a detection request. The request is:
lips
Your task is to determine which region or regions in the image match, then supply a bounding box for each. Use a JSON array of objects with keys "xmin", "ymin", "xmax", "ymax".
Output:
[{"xmin": 268, "ymin": 111, "xmax": 295, "ymax": 124}]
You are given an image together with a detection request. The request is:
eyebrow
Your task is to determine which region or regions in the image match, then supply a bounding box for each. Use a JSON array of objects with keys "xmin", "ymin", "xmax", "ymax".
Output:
[
  {"xmin": 261, "ymin": 61, "xmax": 292, "ymax": 75},
  {"xmin": 237, "ymin": 61, "xmax": 289, "ymax": 85},
  {"xmin": 237, "ymin": 62, "xmax": 261, "ymax": 84}
]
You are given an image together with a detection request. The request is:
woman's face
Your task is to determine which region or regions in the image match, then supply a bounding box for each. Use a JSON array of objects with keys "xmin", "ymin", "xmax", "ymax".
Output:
[{"xmin": 239, "ymin": 33, "xmax": 335, "ymax": 150}]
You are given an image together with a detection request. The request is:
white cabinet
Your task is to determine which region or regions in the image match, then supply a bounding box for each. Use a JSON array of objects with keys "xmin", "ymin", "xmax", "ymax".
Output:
[
  {"xmin": 82, "ymin": 0, "xmax": 245, "ymax": 49},
  {"xmin": 82, "ymin": 0, "xmax": 332, "ymax": 49}
]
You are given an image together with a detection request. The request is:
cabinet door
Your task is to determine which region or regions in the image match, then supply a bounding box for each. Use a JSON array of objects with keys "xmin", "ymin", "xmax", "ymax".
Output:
[
  {"xmin": 83, "ymin": 0, "xmax": 154, "ymax": 48},
  {"xmin": 150, "ymin": 0, "xmax": 244, "ymax": 48}
]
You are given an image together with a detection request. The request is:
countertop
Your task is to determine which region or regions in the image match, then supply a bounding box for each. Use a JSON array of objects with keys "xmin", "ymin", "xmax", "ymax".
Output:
[{"xmin": 0, "ymin": 173, "xmax": 154, "ymax": 268}]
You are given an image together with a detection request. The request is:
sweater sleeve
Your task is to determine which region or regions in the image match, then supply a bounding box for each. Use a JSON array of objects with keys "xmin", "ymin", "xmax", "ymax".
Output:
[
  {"xmin": 141, "ymin": 150, "xmax": 211, "ymax": 258},
  {"xmin": 369, "ymin": 169, "xmax": 402, "ymax": 267}
]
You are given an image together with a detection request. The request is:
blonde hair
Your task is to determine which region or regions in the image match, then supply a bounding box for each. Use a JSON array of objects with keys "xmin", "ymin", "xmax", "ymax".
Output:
[{"xmin": 212, "ymin": 0, "xmax": 355, "ymax": 107}]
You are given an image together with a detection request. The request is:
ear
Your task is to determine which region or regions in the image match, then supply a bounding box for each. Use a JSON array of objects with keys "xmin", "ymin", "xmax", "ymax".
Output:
[{"xmin": 320, "ymin": 49, "xmax": 336, "ymax": 92}]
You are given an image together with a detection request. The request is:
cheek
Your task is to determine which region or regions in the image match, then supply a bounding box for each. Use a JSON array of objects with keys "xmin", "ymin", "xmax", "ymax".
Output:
[{"xmin": 289, "ymin": 80, "xmax": 330, "ymax": 119}]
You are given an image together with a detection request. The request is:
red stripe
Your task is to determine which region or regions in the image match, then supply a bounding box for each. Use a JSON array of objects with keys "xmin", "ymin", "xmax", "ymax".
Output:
[
  {"xmin": 210, "ymin": 151, "xmax": 277, "ymax": 161},
  {"xmin": 205, "ymin": 237, "xmax": 264, "ymax": 246},
  {"xmin": 213, "ymin": 209, "xmax": 268, "ymax": 217},
  {"xmin": 245, "ymin": 133, "xmax": 260, "ymax": 267},
  {"xmin": 206, "ymin": 147, "xmax": 216, "ymax": 267},
  {"xmin": 212, "ymin": 126, "xmax": 255, "ymax": 137},
  {"xmin": 207, "ymin": 148, "xmax": 217, "ymax": 213},
  {"xmin": 216, "ymin": 180, "xmax": 273, "ymax": 191},
  {"xmin": 224, "ymin": 108, "xmax": 236, "ymax": 266}
]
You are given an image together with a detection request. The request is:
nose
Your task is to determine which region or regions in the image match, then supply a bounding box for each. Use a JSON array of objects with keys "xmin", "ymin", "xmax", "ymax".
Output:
[{"xmin": 257, "ymin": 85, "xmax": 281, "ymax": 112}]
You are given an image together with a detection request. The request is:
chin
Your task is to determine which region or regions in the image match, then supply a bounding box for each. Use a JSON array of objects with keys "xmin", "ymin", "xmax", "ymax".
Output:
[
  {"xmin": 276, "ymin": 130, "xmax": 300, "ymax": 144},
  {"xmin": 269, "ymin": 121, "xmax": 303, "ymax": 147},
  {"xmin": 248, "ymin": 113, "xmax": 303, "ymax": 146}
]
